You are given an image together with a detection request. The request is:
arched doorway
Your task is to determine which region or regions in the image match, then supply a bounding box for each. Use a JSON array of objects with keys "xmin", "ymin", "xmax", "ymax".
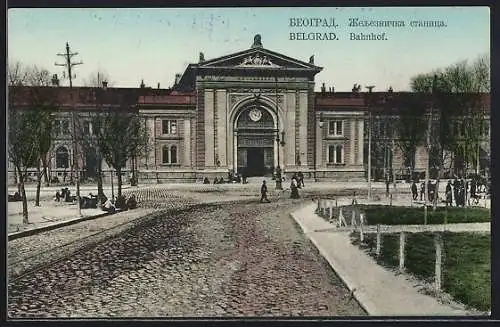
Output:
[{"xmin": 235, "ymin": 104, "xmax": 276, "ymax": 177}]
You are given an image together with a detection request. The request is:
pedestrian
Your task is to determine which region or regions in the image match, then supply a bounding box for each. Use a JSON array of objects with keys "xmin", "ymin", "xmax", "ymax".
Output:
[
  {"xmin": 420, "ymin": 182, "xmax": 425, "ymax": 201},
  {"xmin": 102, "ymin": 197, "xmax": 116, "ymax": 213},
  {"xmin": 260, "ymin": 180, "xmax": 271, "ymax": 203},
  {"xmin": 298, "ymin": 171, "xmax": 305, "ymax": 188},
  {"xmin": 446, "ymin": 181, "xmax": 453, "ymax": 206},
  {"xmin": 292, "ymin": 173, "xmax": 300, "ymax": 189},
  {"xmin": 411, "ymin": 181, "xmax": 418, "ymax": 200},
  {"xmin": 55, "ymin": 190, "xmax": 61, "ymax": 202},
  {"xmin": 126, "ymin": 194, "xmax": 138, "ymax": 209},
  {"xmin": 470, "ymin": 178, "xmax": 478, "ymax": 205},
  {"xmin": 290, "ymin": 177, "xmax": 300, "ymax": 199}
]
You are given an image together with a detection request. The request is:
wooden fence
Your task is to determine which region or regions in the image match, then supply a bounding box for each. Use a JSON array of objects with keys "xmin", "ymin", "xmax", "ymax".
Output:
[{"xmin": 316, "ymin": 198, "xmax": 446, "ymax": 292}]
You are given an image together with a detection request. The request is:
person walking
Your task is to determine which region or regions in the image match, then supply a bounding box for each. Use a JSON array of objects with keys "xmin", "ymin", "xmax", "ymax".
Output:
[
  {"xmin": 260, "ymin": 180, "xmax": 271, "ymax": 203},
  {"xmin": 445, "ymin": 180, "xmax": 453, "ymax": 206},
  {"xmin": 298, "ymin": 171, "xmax": 305, "ymax": 188},
  {"xmin": 290, "ymin": 177, "xmax": 300, "ymax": 199},
  {"xmin": 411, "ymin": 181, "xmax": 418, "ymax": 200}
]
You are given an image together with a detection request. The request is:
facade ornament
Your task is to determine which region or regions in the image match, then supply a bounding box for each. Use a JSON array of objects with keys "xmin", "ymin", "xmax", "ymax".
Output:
[
  {"xmin": 309, "ymin": 55, "xmax": 314, "ymax": 64},
  {"xmin": 239, "ymin": 54, "xmax": 279, "ymax": 67},
  {"xmin": 249, "ymin": 108, "xmax": 262, "ymax": 122},
  {"xmin": 199, "ymin": 52, "xmax": 205, "ymax": 63},
  {"xmin": 252, "ymin": 34, "xmax": 263, "ymax": 48}
]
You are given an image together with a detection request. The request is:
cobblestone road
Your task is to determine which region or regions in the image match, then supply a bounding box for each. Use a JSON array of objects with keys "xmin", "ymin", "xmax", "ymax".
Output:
[{"xmin": 8, "ymin": 199, "xmax": 366, "ymax": 318}]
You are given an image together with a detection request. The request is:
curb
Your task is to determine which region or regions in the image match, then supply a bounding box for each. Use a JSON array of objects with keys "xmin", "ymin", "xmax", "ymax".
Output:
[
  {"xmin": 289, "ymin": 204, "xmax": 376, "ymax": 315},
  {"xmin": 8, "ymin": 212, "xmax": 112, "ymax": 241}
]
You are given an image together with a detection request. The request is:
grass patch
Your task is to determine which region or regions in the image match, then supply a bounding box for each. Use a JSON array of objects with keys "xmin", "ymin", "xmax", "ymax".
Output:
[
  {"xmin": 442, "ymin": 232, "xmax": 491, "ymax": 312},
  {"xmin": 354, "ymin": 231, "xmax": 490, "ymax": 312},
  {"xmin": 343, "ymin": 205, "xmax": 490, "ymax": 225}
]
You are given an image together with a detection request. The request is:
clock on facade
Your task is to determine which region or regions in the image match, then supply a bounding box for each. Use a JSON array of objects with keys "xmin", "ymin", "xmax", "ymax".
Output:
[{"xmin": 249, "ymin": 108, "xmax": 262, "ymax": 122}]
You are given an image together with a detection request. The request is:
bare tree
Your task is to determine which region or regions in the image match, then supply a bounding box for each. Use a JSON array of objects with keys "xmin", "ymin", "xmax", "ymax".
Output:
[
  {"xmin": 8, "ymin": 62, "xmax": 59, "ymax": 222},
  {"xmin": 409, "ymin": 54, "xmax": 490, "ymax": 209},
  {"xmin": 92, "ymin": 108, "xmax": 150, "ymax": 199}
]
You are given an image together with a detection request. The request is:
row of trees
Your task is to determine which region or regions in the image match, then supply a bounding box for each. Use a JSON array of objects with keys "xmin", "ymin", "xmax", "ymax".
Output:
[
  {"xmin": 369, "ymin": 53, "xmax": 490, "ymax": 188},
  {"xmin": 8, "ymin": 61, "xmax": 150, "ymax": 224}
]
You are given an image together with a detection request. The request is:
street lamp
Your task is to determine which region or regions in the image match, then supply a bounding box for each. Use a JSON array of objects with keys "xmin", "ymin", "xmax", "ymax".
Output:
[
  {"xmin": 274, "ymin": 75, "xmax": 283, "ymax": 190},
  {"xmin": 314, "ymin": 112, "xmax": 324, "ymax": 182}
]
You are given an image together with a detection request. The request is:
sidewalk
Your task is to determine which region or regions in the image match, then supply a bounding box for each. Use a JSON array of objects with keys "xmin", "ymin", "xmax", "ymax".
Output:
[
  {"xmin": 290, "ymin": 202, "xmax": 477, "ymax": 316},
  {"xmin": 8, "ymin": 200, "xmax": 106, "ymax": 237}
]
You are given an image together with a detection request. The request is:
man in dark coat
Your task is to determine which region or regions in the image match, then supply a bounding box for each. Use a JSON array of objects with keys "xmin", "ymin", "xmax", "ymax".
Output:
[
  {"xmin": 297, "ymin": 171, "xmax": 305, "ymax": 188},
  {"xmin": 290, "ymin": 177, "xmax": 300, "ymax": 199},
  {"xmin": 260, "ymin": 180, "xmax": 271, "ymax": 203},
  {"xmin": 411, "ymin": 181, "xmax": 418, "ymax": 200}
]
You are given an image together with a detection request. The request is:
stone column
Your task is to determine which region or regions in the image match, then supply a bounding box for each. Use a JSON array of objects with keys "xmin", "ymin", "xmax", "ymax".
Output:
[
  {"xmin": 351, "ymin": 119, "xmax": 356, "ymax": 165},
  {"xmin": 358, "ymin": 119, "xmax": 364, "ymax": 165},
  {"xmin": 286, "ymin": 91, "xmax": 296, "ymax": 167},
  {"xmin": 204, "ymin": 89, "xmax": 215, "ymax": 167},
  {"xmin": 316, "ymin": 117, "xmax": 322, "ymax": 169},
  {"xmin": 298, "ymin": 91, "xmax": 308, "ymax": 167},
  {"xmin": 216, "ymin": 89, "xmax": 227, "ymax": 166},
  {"xmin": 183, "ymin": 119, "xmax": 191, "ymax": 167}
]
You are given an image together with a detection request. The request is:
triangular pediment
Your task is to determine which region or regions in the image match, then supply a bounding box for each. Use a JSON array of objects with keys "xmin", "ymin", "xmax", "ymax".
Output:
[{"xmin": 198, "ymin": 47, "xmax": 321, "ymax": 71}]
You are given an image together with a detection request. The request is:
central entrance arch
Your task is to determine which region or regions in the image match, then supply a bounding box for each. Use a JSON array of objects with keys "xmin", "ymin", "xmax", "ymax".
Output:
[{"xmin": 235, "ymin": 103, "xmax": 276, "ymax": 177}]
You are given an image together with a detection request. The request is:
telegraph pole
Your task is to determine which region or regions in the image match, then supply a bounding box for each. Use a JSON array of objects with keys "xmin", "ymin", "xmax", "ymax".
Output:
[
  {"xmin": 424, "ymin": 75, "xmax": 437, "ymax": 224},
  {"xmin": 366, "ymin": 85, "xmax": 375, "ymax": 200},
  {"xmin": 56, "ymin": 42, "xmax": 83, "ymax": 216}
]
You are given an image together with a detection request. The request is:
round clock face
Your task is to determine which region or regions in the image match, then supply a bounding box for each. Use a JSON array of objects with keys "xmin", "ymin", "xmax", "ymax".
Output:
[{"xmin": 249, "ymin": 108, "xmax": 262, "ymax": 122}]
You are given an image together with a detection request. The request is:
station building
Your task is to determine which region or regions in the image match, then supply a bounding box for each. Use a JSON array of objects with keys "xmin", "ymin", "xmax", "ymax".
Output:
[{"xmin": 8, "ymin": 35, "xmax": 490, "ymax": 184}]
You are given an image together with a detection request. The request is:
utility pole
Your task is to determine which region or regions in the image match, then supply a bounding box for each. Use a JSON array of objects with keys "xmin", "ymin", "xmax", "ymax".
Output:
[
  {"xmin": 366, "ymin": 85, "xmax": 375, "ymax": 200},
  {"xmin": 56, "ymin": 42, "xmax": 83, "ymax": 216},
  {"xmin": 424, "ymin": 75, "xmax": 437, "ymax": 224}
]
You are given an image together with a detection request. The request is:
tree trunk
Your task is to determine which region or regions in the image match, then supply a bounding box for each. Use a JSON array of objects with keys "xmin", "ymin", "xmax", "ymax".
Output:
[
  {"xmin": 117, "ymin": 168, "xmax": 123, "ymax": 198},
  {"xmin": 433, "ymin": 147, "xmax": 444, "ymax": 211},
  {"xmin": 42, "ymin": 155, "xmax": 50, "ymax": 187},
  {"xmin": 18, "ymin": 167, "xmax": 29, "ymax": 225},
  {"xmin": 35, "ymin": 163, "xmax": 42, "ymax": 207},
  {"xmin": 97, "ymin": 156, "xmax": 104, "ymax": 208}
]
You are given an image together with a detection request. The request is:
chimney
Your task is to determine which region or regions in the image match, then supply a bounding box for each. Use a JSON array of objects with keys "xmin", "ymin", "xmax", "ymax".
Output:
[
  {"xmin": 102, "ymin": 81, "xmax": 108, "ymax": 90},
  {"xmin": 321, "ymin": 83, "xmax": 326, "ymax": 93},
  {"xmin": 157, "ymin": 82, "xmax": 160, "ymax": 89},
  {"xmin": 140, "ymin": 79, "xmax": 145, "ymax": 88},
  {"xmin": 51, "ymin": 74, "xmax": 60, "ymax": 87},
  {"xmin": 331, "ymin": 85, "xmax": 335, "ymax": 94}
]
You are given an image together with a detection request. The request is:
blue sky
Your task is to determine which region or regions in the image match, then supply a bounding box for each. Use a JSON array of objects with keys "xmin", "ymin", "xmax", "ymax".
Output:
[{"xmin": 8, "ymin": 7, "xmax": 490, "ymax": 91}]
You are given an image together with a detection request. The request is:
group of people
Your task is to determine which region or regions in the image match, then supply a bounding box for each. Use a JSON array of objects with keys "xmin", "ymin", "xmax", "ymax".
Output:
[
  {"xmin": 54, "ymin": 187, "xmax": 138, "ymax": 212},
  {"xmin": 411, "ymin": 181, "xmax": 438, "ymax": 202},
  {"xmin": 55, "ymin": 187, "xmax": 76, "ymax": 203},
  {"xmin": 260, "ymin": 172, "xmax": 305, "ymax": 203},
  {"xmin": 102, "ymin": 194, "xmax": 137, "ymax": 213},
  {"xmin": 410, "ymin": 177, "xmax": 487, "ymax": 207}
]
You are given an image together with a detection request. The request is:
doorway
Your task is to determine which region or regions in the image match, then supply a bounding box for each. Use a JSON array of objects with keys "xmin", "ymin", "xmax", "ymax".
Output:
[{"xmin": 247, "ymin": 148, "xmax": 265, "ymax": 176}]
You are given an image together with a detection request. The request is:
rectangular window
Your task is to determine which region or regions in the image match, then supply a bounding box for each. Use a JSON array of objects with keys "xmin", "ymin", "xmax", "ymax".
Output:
[
  {"xmin": 328, "ymin": 120, "xmax": 343, "ymax": 136},
  {"xmin": 54, "ymin": 120, "xmax": 62, "ymax": 136},
  {"xmin": 162, "ymin": 120, "xmax": 177, "ymax": 135},
  {"xmin": 62, "ymin": 120, "xmax": 70, "ymax": 135},
  {"xmin": 83, "ymin": 121, "xmax": 91, "ymax": 135},
  {"xmin": 327, "ymin": 144, "xmax": 344, "ymax": 164}
]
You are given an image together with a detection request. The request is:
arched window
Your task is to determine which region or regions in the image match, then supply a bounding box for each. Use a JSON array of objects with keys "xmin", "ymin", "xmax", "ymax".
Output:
[
  {"xmin": 170, "ymin": 146, "xmax": 177, "ymax": 164},
  {"xmin": 55, "ymin": 146, "xmax": 69, "ymax": 168},
  {"xmin": 162, "ymin": 146, "xmax": 169, "ymax": 164}
]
